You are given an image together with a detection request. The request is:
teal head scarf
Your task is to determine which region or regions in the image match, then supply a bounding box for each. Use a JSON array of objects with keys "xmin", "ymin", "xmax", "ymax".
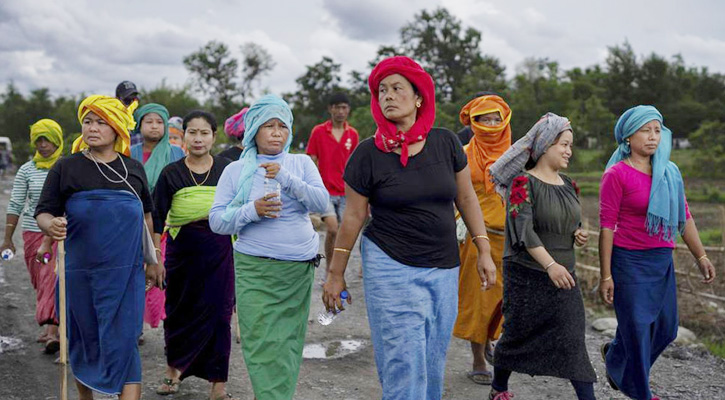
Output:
[
  {"xmin": 605, "ymin": 105, "xmax": 687, "ymax": 241},
  {"xmin": 222, "ymin": 95, "xmax": 294, "ymax": 222},
  {"xmin": 134, "ymin": 103, "xmax": 171, "ymax": 190}
]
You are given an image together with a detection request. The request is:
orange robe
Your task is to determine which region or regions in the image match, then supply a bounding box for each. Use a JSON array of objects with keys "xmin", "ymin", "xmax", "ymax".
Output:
[{"xmin": 453, "ymin": 185, "xmax": 506, "ymax": 344}]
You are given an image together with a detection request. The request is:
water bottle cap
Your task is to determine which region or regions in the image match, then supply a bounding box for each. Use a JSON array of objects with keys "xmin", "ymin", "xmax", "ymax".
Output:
[{"xmin": 340, "ymin": 290, "xmax": 349, "ymax": 300}]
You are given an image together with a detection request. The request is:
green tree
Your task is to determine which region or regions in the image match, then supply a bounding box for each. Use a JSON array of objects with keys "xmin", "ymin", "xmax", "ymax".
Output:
[
  {"xmin": 287, "ymin": 56, "xmax": 344, "ymax": 145},
  {"xmin": 509, "ymin": 58, "xmax": 572, "ymax": 138},
  {"xmin": 567, "ymin": 95, "xmax": 616, "ymax": 149},
  {"xmin": 400, "ymin": 7, "xmax": 483, "ymax": 103},
  {"xmin": 604, "ymin": 42, "xmax": 640, "ymax": 115},
  {"xmin": 141, "ymin": 81, "xmax": 201, "ymax": 118},
  {"xmin": 239, "ymin": 42, "xmax": 276, "ymax": 104},
  {"xmin": 689, "ymin": 120, "xmax": 725, "ymax": 177},
  {"xmin": 183, "ymin": 41, "xmax": 240, "ymax": 116}
]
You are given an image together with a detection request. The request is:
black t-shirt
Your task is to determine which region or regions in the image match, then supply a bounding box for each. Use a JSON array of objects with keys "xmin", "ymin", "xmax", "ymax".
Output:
[
  {"xmin": 217, "ymin": 146, "xmax": 243, "ymax": 161},
  {"xmin": 35, "ymin": 152, "xmax": 153, "ymax": 218},
  {"xmin": 457, "ymin": 126, "xmax": 473, "ymax": 146},
  {"xmin": 152, "ymin": 155, "xmax": 231, "ymax": 233},
  {"xmin": 344, "ymin": 128, "xmax": 467, "ymax": 268}
]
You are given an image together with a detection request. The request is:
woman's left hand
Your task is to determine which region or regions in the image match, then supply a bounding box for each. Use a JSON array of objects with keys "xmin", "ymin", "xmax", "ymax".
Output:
[
  {"xmin": 35, "ymin": 241, "xmax": 53, "ymax": 264},
  {"xmin": 697, "ymin": 257, "xmax": 716, "ymax": 284},
  {"xmin": 476, "ymin": 251, "xmax": 497, "ymax": 291},
  {"xmin": 259, "ymin": 162, "xmax": 281, "ymax": 179},
  {"xmin": 574, "ymin": 228, "xmax": 589, "ymax": 247}
]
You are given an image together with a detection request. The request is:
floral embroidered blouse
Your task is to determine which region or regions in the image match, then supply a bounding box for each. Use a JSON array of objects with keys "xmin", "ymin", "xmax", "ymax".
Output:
[{"xmin": 503, "ymin": 172, "xmax": 581, "ymax": 272}]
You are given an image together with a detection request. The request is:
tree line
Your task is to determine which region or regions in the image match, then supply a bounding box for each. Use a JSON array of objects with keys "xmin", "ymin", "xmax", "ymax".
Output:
[{"xmin": 1, "ymin": 7, "xmax": 724, "ymax": 173}]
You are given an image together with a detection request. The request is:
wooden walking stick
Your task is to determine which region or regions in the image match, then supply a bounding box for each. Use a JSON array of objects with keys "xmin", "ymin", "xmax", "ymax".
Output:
[
  {"xmin": 57, "ymin": 240, "xmax": 68, "ymax": 400},
  {"xmin": 233, "ymin": 307, "xmax": 241, "ymax": 344}
]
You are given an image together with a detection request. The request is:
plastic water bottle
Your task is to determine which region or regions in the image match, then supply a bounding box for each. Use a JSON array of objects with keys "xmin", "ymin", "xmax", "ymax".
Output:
[
  {"xmin": 318, "ymin": 290, "xmax": 349, "ymax": 326},
  {"xmin": 1, "ymin": 249, "xmax": 14, "ymax": 261},
  {"xmin": 264, "ymin": 178, "xmax": 281, "ymax": 218}
]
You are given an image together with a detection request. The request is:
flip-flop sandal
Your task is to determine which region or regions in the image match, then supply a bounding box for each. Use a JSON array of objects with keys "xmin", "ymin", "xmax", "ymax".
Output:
[
  {"xmin": 44, "ymin": 339, "xmax": 60, "ymax": 354},
  {"xmin": 600, "ymin": 342, "xmax": 619, "ymax": 391},
  {"xmin": 156, "ymin": 378, "xmax": 181, "ymax": 395},
  {"xmin": 467, "ymin": 370, "xmax": 493, "ymax": 385}
]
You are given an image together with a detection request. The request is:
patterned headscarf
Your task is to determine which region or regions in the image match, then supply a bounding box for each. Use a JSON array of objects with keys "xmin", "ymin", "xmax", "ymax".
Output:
[
  {"xmin": 490, "ymin": 113, "xmax": 571, "ymax": 197},
  {"xmin": 368, "ymin": 56, "xmax": 435, "ymax": 167},
  {"xmin": 30, "ymin": 119, "xmax": 64, "ymax": 169},
  {"xmin": 606, "ymin": 105, "xmax": 686, "ymax": 240},
  {"xmin": 221, "ymin": 95, "xmax": 293, "ymax": 222},
  {"xmin": 134, "ymin": 103, "xmax": 171, "ymax": 190},
  {"xmin": 72, "ymin": 95, "xmax": 136, "ymax": 156},
  {"xmin": 459, "ymin": 95, "xmax": 512, "ymax": 193},
  {"xmin": 224, "ymin": 107, "xmax": 249, "ymax": 140}
]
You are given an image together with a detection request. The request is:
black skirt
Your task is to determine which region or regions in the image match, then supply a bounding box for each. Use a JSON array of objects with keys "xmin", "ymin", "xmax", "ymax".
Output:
[{"xmin": 493, "ymin": 261, "xmax": 596, "ymax": 382}]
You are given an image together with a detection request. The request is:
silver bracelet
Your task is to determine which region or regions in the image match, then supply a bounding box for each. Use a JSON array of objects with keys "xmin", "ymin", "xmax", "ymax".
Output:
[{"xmin": 544, "ymin": 260, "xmax": 556, "ymax": 270}]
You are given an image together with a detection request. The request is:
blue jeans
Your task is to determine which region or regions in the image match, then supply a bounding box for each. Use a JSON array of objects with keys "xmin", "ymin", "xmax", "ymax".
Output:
[
  {"xmin": 361, "ymin": 236, "xmax": 459, "ymax": 400},
  {"xmin": 322, "ymin": 195, "xmax": 346, "ymax": 221}
]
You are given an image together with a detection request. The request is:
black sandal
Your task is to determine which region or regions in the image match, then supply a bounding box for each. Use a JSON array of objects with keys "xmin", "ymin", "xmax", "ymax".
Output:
[{"xmin": 600, "ymin": 342, "xmax": 619, "ymax": 391}]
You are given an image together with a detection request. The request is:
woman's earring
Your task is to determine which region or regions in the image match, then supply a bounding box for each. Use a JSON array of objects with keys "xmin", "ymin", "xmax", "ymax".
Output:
[{"xmin": 416, "ymin": 101, "xmax": 422, "ymax": 108}]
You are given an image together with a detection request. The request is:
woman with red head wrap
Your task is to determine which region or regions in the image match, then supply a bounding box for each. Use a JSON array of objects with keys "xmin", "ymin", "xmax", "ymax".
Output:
[{"xmin": 322, "ymin": 56, "xmax": 497, "ymax": 399}]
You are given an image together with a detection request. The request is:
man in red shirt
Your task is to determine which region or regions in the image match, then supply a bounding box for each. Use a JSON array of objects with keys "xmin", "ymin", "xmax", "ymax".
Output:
[{"xmin": 306, "ymin": 93, "xmax": 359, "ymax": 277}]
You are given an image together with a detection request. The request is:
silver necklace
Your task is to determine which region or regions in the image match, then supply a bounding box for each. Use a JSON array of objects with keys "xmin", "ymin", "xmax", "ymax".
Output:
[{"xmin": 84, "ymin": 149, "xmax": 129, "ymax": 183}]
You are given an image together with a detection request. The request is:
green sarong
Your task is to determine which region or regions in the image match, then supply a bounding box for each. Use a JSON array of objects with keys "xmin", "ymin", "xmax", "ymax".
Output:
[
  {"xmin": 234, "ymin": 252, "xmax": 314, "ymax": 400},
  {"xmin": 165, "ymin": 186, "xmax": 216, "ymax": 239}
]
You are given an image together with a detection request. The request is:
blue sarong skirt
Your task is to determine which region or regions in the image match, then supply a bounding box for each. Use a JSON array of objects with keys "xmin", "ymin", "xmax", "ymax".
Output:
[
  {"xmin": 60, "ymin": 189, "xmax": 145, "ymax": 395},
  {"xmin": 605, "ymin": 246, "xmax": 678, "ymax": 400}
]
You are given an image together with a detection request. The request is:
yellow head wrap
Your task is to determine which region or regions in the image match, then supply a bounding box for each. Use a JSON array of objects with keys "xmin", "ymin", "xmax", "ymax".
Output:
[
  {"xmin": 71, "ymin": 95, "xmax": 136, "ymax": 156},
  {"xmin": 30, "ymin": 119, "xmax": 64, "ymax": 169}
]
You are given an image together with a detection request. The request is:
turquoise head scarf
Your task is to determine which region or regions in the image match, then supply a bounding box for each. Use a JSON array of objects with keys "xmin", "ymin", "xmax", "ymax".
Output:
[
  {"xmin": 134, "ymin": 103, "xmax": 171, "ymax": 190},
  {"xmin": 605, "ymin": 105, "xmax": 687, "ymax": 241},
  {"xmin": 222, "ymin": 95, "xmax": 294, "ymax": 222}
]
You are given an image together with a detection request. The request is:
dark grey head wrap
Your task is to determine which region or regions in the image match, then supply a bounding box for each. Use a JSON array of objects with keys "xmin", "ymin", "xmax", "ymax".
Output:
[{"xmin": 489, "ymin": 112, "xmax": 572, "ymax": 197}]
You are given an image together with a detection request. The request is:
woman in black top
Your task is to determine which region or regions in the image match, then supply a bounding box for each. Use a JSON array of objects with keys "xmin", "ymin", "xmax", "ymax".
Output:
[
  {"xmin": 322, "ymin": 56, "xmax": 497, "ymax": 399},
  {"xmin": 35, "ymin": 95, "xmax": 158, "ymax": 400},
  {"xmin": 152, "ymin": 111, "xmax": 236, "ymax": 400}
]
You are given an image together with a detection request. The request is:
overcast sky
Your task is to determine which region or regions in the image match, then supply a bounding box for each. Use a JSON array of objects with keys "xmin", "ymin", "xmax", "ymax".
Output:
[{"xmin": 3, "ymin": 0, "xmax": 724, "ymax": 100}]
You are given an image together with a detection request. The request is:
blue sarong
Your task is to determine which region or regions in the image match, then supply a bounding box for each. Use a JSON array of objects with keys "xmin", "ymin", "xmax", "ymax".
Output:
[
  {"xmin": 361, "ymin": 236, "xmax": 459, "ymax": 400},
  {"xmin": 60, "ymin": 189, "xmax": 145, "ymax": 395},
  {"xmin": 605, "ymin": 246, "xmax": 678, "ymax": 400}
]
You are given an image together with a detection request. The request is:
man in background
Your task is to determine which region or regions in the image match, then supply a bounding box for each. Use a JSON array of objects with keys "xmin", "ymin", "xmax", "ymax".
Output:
[{"xmin": 306, "ymin": 93, "xmax": 359, "ymax": 279}]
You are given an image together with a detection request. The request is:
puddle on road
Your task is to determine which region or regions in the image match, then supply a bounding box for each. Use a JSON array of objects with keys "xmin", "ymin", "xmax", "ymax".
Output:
[
  {"xmin": 303, "ymin": 339, "xmax": 367, "ymax": 359},
  {"xmin": 0, "ymin": 336, "xmax": 23, "ymax": 353}
]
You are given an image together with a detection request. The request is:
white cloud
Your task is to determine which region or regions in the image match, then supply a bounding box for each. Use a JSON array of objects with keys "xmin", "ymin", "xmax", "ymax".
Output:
[{"xmin": 1, "ymin": 0, "xmax": 723, "ymax": 103}]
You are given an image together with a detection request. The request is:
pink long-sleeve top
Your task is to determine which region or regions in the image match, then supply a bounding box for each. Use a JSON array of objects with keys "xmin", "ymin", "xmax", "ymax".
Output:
[{"xmin": 599, "ymin": 161, "xmax": 691, "ymax": 250}]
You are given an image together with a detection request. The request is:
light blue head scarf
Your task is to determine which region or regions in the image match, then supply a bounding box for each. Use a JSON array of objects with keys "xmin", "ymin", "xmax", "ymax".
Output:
[
  {"xmin": 605, "ymin": 105, "xmax": 686, "ymax": 241},
  {"xmin": 222, "ymin": 94, "xmax": 294, "ymax": 222}
]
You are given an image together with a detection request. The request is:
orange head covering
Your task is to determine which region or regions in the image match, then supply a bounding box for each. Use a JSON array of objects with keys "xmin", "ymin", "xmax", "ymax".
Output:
[
  {"xmin": 71, "ymin": 95, "xmax": 136, "ymax": 156},
  {"xmin": 459, "ymin": 95, "xmax": 512, "ymax": 193}
]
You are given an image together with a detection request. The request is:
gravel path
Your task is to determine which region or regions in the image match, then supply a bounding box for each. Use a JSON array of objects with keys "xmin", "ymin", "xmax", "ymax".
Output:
[{"xmin": 0, "ymin": 176, "xmax": 723, "ymax": 399}]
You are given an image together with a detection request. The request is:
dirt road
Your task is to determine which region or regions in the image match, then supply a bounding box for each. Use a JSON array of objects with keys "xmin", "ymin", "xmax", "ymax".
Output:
[{"xmin": 0, "ymin": 175, "xmax": 724, "ymax": 399}]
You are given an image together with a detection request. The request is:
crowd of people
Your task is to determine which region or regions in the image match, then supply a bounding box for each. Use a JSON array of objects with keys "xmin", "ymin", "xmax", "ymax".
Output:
[{"xmin": 1, "ymin": 55, "xmax": 718, "ymax": 400}]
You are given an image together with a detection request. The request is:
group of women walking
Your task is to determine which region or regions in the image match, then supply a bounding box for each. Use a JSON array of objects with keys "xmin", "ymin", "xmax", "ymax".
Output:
[{"xmin": 2, "ymin": 54, "xmax": 717, "ymax": 400}]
